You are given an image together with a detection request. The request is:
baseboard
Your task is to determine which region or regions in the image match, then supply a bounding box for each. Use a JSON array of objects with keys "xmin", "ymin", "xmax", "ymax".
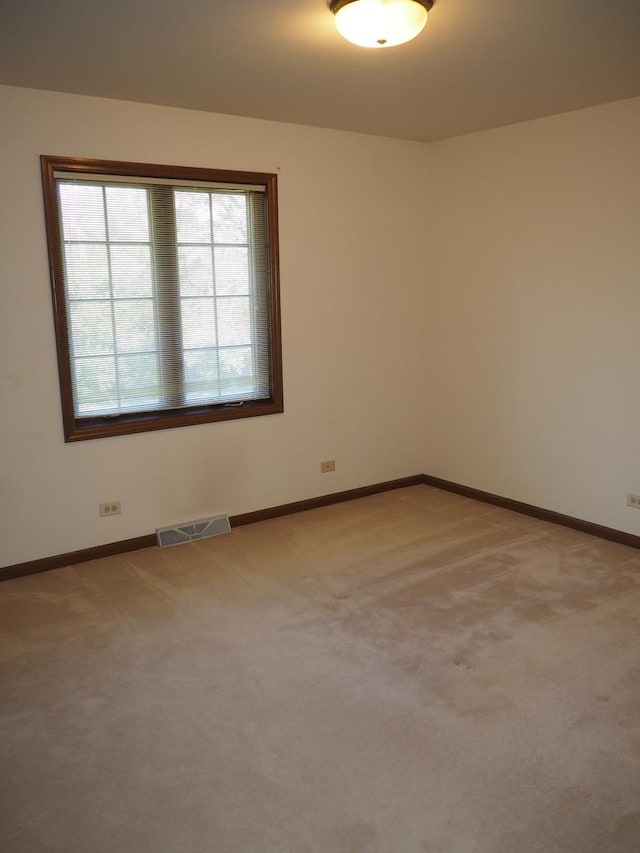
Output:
[
  {"xmin": 230, "ymin": 475, "xmax": 425, "ymax": 527},
  {"xmin": 0, "ymin": 535, "xmax": 157, "ymax": 582},
  {"xmin": 422, "ymin": 474, "xmax": 640, "ymax": 550},
  {"xmin": 0, "ymin": 476, "xmax": 423, "ymax": 582},
  {"xmin": 3, "ymin": 473, "xmax": 638, "ymax": 583}
]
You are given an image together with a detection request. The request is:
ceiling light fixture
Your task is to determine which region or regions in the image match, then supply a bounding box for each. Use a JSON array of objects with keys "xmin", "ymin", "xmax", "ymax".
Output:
[{"xmin": 329, "ymin": 0, "xmax": 434, "ymax": 49}]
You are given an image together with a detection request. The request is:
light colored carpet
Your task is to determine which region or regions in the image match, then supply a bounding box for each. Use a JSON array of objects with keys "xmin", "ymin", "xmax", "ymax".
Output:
[{"xmin": 1, "ymin": 485, "xmax": 640, "ymax": 853}]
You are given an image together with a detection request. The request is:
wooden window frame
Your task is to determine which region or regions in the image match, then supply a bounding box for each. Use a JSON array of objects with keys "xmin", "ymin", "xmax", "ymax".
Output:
[{"xmin": 41, "ymin": 155, "xmax": 283, "ymax": 442}]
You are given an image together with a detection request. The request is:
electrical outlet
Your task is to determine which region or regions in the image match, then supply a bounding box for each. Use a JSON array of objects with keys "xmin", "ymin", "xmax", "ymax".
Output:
[
  {"xmin": 99, "ymin": 501, "xmax": 121, "ymax": 517},
  {"xmin": 627, "ymin": 494, "xmax": 640, "ymax": 509},
  {"xmin": 320, "ymin": 460, "xmax": 336, "ymax": 473}
]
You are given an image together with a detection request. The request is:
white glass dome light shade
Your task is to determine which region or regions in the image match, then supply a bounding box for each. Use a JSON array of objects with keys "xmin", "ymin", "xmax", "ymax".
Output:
[{"xmin": 331, "ymin": 0, "xmax": 433, "ymax": 49}]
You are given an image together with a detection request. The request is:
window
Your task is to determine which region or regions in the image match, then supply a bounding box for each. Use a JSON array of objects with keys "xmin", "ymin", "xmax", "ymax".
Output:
[{"xmin": 41, "ymin": 156, "xmax": 283, "ymax": 441}]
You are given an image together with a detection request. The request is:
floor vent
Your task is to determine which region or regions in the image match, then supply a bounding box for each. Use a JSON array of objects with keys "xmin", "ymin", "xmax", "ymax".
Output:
[{"xmin": 156, "ymin": 515, "xmax": 231, "ymax": 548}]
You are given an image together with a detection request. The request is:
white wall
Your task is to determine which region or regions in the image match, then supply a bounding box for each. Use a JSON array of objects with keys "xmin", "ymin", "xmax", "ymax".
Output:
[
  {"xmin": 0, "ymin": 85, "xmax": 427, "ymax": 566},
  {"xmin": 424, "ymin": 97, "xmax": 640, "ymax": 535},
  {"xmin": 3, "ymin": 86, "xmax": 639, "ymax": 567}
]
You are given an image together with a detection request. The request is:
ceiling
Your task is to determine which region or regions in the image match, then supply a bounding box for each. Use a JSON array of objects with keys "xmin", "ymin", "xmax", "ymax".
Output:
[{"xmin": 1, "ymin": 0, "xmax": 640, "ymax": 142}]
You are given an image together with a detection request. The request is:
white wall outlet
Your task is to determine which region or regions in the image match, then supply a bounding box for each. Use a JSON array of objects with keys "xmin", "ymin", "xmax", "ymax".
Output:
[
  {"xmin": 320, "ymin": 460, "xmax": 336, "ymax": 473},
  {"xmin": 99, "ymin": 501, "xmax": 121, "ymax": 517},
  {"xmin": 626, "ymin": 494, "xmax": 640, "ymax": 509}
]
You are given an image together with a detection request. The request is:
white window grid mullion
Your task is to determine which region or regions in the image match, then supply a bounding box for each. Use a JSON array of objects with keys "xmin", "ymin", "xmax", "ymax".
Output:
[
  {"xmin": 101, "ymin": 186, "xmax": 122, "ymax": 412},
  {"xmin": 247, "ymin": 194, "xmax": 259, "ymax": 395},
  {"xmin": 210, "ymin": 193, "xmax": 222, "ymax": 397},
  {"xmin": 145, "ymin": 188, "xmax": 163, "ymax": 409}
]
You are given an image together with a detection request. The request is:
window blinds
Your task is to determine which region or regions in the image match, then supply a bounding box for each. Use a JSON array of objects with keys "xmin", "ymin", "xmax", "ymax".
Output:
[{"xmin": 55, "ymin": 173, "xmax": 272, "ymax": 418}]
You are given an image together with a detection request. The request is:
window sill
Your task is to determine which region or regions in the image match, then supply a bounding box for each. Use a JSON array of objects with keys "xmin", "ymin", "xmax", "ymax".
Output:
[{"xmin": 64, "ymin": 396, "xmax": 284, "ymax": 442}]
